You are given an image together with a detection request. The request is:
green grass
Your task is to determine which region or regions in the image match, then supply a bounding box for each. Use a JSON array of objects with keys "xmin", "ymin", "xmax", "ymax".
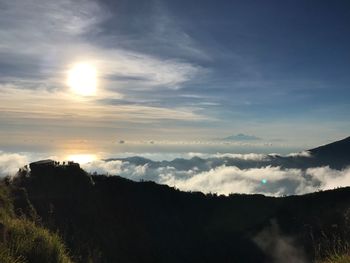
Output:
[
  {"xmin": 314, "ymin": 237, "xmax": 350, "ymax": 263},
  {"xmin": 0, "ymin": 182, "xmax": 73, "ymax": 263},
  {"xmin": 0, "ymin": 245, "xmax": 26, "ymax": 263},
  {"xmin": 316, "ymin": 254, "xmax": 350, "ymax": 263}
]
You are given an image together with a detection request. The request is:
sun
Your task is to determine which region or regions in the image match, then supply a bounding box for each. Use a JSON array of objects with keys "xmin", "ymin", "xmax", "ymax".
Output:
[
  {"xmin": 66, "ymin": 154, "xmax": 96, "ymax": 164},
  {"xmin": 67, "ymin": 62, "xmax": 97, "ymax": 96}
]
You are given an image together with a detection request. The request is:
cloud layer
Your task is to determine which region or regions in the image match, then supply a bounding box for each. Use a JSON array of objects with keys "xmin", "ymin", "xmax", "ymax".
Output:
[
  {"xmin": 82, "ymin": 158, "xmax": 350, "ymax": 196},
  {"xmin": 1, "ymin": 150, "xmax": 349, "ymax": 196}
]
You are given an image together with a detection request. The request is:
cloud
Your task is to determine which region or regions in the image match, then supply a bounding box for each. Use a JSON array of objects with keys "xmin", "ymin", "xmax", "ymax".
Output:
[
  {"xmin": 82, "ymin": 155, "xmax": 350, "ymax": 196},
  {"xmin": 187, "ymin": 152, "xmax": 268, "ymax": 161},
  {"xmin": 0, "ymin": 152, "xmax": 29, "ymax": 177},
  {"xmin": 82, "ymin": 160, "xmax": 150, "ymax": 181},
  {"xmin": 0, "ymin": 0, "xmax": 210, "ymax": 148},
  {"xmin": 159, "ymin": 165, "xmax": 305, "ymax": 196},
  {"xmin": 287, "ymin": 151, "xmax": 312, "ymax": 158},
  {"xmin": 254, "ymin": 220, "xmax": 307, "ymax": 263},
  {"xmin": 1, "ymin": 149, "xmax": 350, "ymax": 196},
  {"xmin": 306, "ymin": 166, "xmax": 350, "ymax": 191},
  {"xmin": 0, "ymin": 0, "xmax": 202, "ymax": 92}
]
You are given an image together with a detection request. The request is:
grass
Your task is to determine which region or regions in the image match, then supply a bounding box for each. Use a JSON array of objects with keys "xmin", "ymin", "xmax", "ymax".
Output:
[
  {"xmin": 0, "ymin": 181, "xmax": 73, "ymax": 263},
  {"xmin": 314, "ymin": 234, "xmax": 350, "ymax": 263},
  {"xmin": 316, "ymin": 254, "xmax": 350, "ymax": 263},
  {"xmin": 0, "ymin": 245, "xmax": 26, "ymax": 263}
]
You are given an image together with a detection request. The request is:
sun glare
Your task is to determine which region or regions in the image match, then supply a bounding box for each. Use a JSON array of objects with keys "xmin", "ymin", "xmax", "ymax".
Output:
[
  {"xmin": 66, "ymin": 154, "xmax": 96, "ymax": 164},
  {"xmin": 67, "ymin": 63, "xmax": 97, "ymax": 96}
]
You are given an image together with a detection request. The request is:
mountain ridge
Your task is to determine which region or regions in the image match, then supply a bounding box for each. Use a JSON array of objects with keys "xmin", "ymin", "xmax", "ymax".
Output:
[
  {"xmin": 1, "ymin": 136, "xmax": 350, "ymax": 262},
  {"xmin": 7, "ymin": 158, "xmax": 350, "ymax": 263},
  {"xmin": 104, "ymin": 136, "xmax": 350, "ymax": 172}
]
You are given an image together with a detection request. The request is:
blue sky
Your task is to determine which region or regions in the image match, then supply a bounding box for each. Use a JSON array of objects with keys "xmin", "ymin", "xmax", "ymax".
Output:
[{"xmin": 0, "ymin": 0, "xmax": 350, "ymax": 156}]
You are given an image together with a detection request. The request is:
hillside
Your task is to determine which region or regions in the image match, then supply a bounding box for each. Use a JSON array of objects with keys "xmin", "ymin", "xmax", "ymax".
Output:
[
  {"xmin": 3, "ymin": 162, "xmax": 350, "ymax": 263},
  {"xmin": 308, "ymin": 137, "xmax": 350, "ymax": 169},
  {"xmin": 0, "ymin": 180, "xmax": 73, "ymax": 263}
]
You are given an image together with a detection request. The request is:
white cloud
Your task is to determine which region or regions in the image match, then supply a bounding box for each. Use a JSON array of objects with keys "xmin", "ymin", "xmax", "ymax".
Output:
[
  {"xmin": 187, "ymin": 152, "xmax": 269, "ymax": 161},
  {"xmin": 254, "ymin": 221, "xmax": 307, "ymax": 263},
  {"xmin": 0, "ymin": 0, "xmax": 206, "ymax": 147},
  {"xmin": 0, "ymin": 152, "xmax": 29, "ymax": 177},
  {"xmin": 0, "ymin": 0, "xmax": 201, "ymax": 91},
  {"xmin": 0, "ymin": 0, "xmax": 103, "ymax": 52},
  {"xmin": 82, "ymin": 160, "xmax": 149, "ymax": 180},
  {"xmin": 82, "ymin": 159, "xmax": 350, "ymax": 196},
  {"xmin": 306, "ymin": 166, "xmax": 350, "ymax": 191},
  {"xmin": 160, "ymin": 165, "xmax": 304, "ymax": 196},
  {"xmin": 1, "ymin": 150, "xmax": 350, "ymax": 197},
  {"xmin": 287, "ymin": 151, "xmax": 312, "ymax": 158}
]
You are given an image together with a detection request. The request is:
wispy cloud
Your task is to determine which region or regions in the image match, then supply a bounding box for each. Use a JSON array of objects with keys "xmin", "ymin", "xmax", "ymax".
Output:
[
  {"xmin": 0, "ymin": 86, "xmax": 206, "ymax": 122},
  {"xmin": 254, "ymin": 221, "xmax": 307, "ymax": 263},
  {"xmin": 0, "ymin": 0, "xmax": 203, "ymax": 92},
  {"xmin": 0, "ymin": 0, "xmax": 204, "ymax": 109},
  {"xmin": 0, "ymin": 0, "xmax": 210, "ymax": 147},
  {"xmin": 1, "ymin": 0, "xmax": 349, "ymax": 151}
]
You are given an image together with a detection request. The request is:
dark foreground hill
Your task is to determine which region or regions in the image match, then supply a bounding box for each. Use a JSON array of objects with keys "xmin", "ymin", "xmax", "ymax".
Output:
[{"xmin": 2, "ymin": 162, "xmax": 350, "ymax": 263}]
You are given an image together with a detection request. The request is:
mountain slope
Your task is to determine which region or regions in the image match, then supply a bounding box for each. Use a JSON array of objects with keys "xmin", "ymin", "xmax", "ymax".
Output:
[
  {"xmin": 310, "ymin": 137, "xmax": 350, "ymax": 155},
  {"xmin": 308, "ymin": 137, "xmax": 350, "ymax": 169},
  {"xmin": 0, "ymin": 181, "xmax": 73, "ymax": 263},
  {"xmin": 105, "ymin": 137, "xmax": 350, "ymax": 174},
  {"xmin": 8, "ymin": 164, "xmax": 350, "ymax": 263}
]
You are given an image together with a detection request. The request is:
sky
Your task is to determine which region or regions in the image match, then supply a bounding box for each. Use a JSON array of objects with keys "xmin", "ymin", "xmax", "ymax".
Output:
[{"xmin": 1, "ymin": 0, "xmax": 350, "ymax": 158}]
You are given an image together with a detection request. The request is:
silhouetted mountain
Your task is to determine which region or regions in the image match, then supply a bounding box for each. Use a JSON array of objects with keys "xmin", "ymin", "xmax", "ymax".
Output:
[
  {"xmin": 310, "ymin": 136, "xmax": 350, "ymax": 155},
  {"xmin": 2, "ymin": 137, "xmax": 349, "ymax": 262},
  {"xmin": 6, "ymin": 159, "xmax": 350, "ymax": 263},
  {"xmin": 222, "ymin": 133, "xmax": 262, "ymax": 141},
  {"xmin": 105, "ymin": 137, "xmax": 350, "ymax": 173},
  {"xmin": 308, "ymin": 136, "xmax": 350, "ymax": 169}
]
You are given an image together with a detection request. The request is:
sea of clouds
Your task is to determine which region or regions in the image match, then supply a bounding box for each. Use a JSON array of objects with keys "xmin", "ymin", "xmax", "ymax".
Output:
[
  {"xmin": 82, "ymin": 159, "xmax": 350, "ymax": 196},
  {"xmin": 1, "ymin": 150, "xmax": 349, "ymax": 196}
]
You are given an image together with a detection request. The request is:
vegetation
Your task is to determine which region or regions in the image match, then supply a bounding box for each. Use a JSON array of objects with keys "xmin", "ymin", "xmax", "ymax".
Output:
[
  {"xmin": 317, "ymin": 254, "xmax": 350, "ymax": 263},
  {"xmin": 1, "ymin": 162, "xmax": 350, "ymax": 262},
  {"xmin": 0, "ymin": 181, "xmax": 73, "ymax": 263},
  {"xmin": 315, "ymin": 239, "xmax": 350, "ymax": 263}
]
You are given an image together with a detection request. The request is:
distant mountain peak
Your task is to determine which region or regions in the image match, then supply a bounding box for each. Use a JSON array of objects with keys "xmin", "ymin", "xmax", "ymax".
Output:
[{"xmin": 222, "ymin": 133, "xmax": 261, "ymax": 141}]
